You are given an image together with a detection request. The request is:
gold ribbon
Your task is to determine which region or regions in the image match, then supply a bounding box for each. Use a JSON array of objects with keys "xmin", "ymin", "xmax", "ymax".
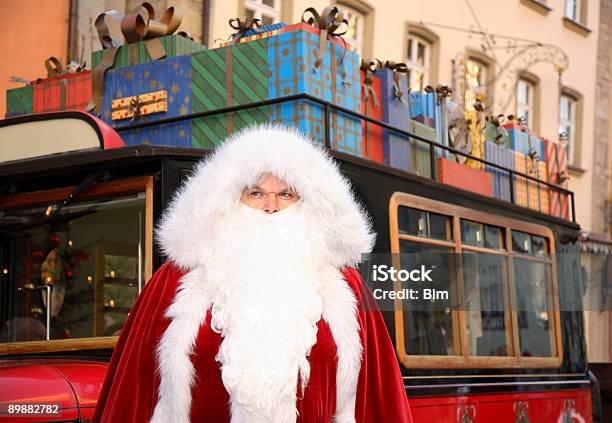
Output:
[
  {"xmin": 360, "ymin": 58, "xmax": 381, "ymax": 107},
  {"xmin": 383, "ymin": 61, "xmax": 408, "ymax": 103},
  {"xmin": 301, "ymin": 6, "xmax": 349, "ymax": 82},
  {"xmin": 86, "ymin": 2, "xmax": 185, "ymax": 113},
  {"xmin": 227, "ymin": 17, "xmax": 262, "ymax": 44}
]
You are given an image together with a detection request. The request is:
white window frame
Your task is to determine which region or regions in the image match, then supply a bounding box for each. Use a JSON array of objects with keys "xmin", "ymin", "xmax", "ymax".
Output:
[
  {"xmin": 559, "ymin": 94, "xmax": 577, "ymax": 164},
  {"xmin": 516, "ymin": 78, "xmax": 535, "ymax": 129},
  {"xmin": 565, "ymin": 0, "xmax": 582, "ymax": 22},
  {"xmin": 244, "ymin": 0, "xmax": 282, "ymax": 25},
  {"xmin": 341, "ymin": 5, "xmax": 365, "ymax": 55},
  {"xmin": 406, "ymin": 33, "xmax": 431, "ymax": 91}
]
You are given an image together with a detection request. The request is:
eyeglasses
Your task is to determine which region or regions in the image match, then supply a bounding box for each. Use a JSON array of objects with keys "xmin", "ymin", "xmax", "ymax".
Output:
[{"xmin": 241, "ymin": 188, "xmax": 300, "ymax": 202}]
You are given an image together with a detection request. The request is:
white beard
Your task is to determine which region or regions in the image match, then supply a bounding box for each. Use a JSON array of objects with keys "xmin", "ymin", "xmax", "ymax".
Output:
[{"xmin": 205, "ymin": 202, "xmax": 326, "ymax": 423}]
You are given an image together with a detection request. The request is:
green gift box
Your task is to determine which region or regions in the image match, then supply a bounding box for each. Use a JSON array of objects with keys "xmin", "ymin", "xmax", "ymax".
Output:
[
  {"xmin": 190, "ymin": 38, "xmax": 270, "ymax": 148},
  {"xmin": 6, "ymin": 86, "xmax": 33, "ymax": 116},
  {"xmin": 92, "ymin": 35, "xmax": 206, "ymax": 70}
]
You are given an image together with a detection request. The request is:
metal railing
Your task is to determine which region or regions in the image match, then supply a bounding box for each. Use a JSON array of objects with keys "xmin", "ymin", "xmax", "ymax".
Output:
[{"xmin": 113, "ymin": 93, "xmax": 576, "ymax": 223}]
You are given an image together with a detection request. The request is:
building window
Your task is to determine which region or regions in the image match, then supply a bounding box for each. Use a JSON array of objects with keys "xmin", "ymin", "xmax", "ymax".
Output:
[
  {"xmin": 390, "ymin": 192, "xmax": 562, "ymax": 369},
  {"xmin": 559, "ymin": 94, "xmax": 577, "ymax": 164},
  {"xmin": 464, "ymin": 58, "xmax": 488, "ymax": 112},
  {"xmin": 243, "ymin": 0, "xmax": 282, "ymax": 25},
  {"xmin": 406, "ymin": 34, "xmax": 430, "ymax": 91},
  {"xmin": 565, "ymin": 0, "xmax": 582, "ymax": 22},
  {"xmin": 517, "ymin": 78, "xmax": 535, "ymax": 129},
  {"xmin": 337, "ymin": 3, "xmax": 366, "ymax": 55}
]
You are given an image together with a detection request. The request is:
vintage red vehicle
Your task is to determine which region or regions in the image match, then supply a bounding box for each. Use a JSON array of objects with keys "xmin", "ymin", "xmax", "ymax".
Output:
[{"xmin": 0, "ymin": 103, "xmax": 597, "ymax": 422}]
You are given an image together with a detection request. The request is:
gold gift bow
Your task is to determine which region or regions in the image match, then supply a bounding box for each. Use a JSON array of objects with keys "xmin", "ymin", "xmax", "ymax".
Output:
[
  {"xmin": 86, "ymin": 2, "xmax": 184, "ymax": 113},
  {"xmin": 301, "ymin": 6, "xmax": 349, "ymax": 82},
  {"xmin": 383, "ymin": 61, "xmax": 408, "ymax": 103},
  {"xmin": 43, "ymin": 57, "xmax": 86, "ymax": 78},
  {"xmin": 360, "ymin": 58, "xmax": 382, "ymax": 107}
]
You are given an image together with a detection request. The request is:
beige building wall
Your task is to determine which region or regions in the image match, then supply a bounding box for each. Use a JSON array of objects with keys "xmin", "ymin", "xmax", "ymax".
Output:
[{"xmin": 201, "ymin": 0, "xmax": 600, "ymax": 230}]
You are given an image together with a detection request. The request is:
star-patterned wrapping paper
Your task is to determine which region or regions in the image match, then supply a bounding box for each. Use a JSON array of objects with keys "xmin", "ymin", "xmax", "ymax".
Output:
[{"xmin": 99, "ymin": 55, "xmax": 192, "ymax": 147}]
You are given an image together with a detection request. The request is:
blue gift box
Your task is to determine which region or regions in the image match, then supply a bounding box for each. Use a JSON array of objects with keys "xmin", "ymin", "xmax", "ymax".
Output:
[
  {"xmin": 99, "ymin": 55, "xmax": 192, "ymax": 147},
  {"xmin": 408, "ymin": 91, "xmax": 435, "ymax": 122},
  {"xmin": 268, "ymin": 24, "xmax": 362, "ymax": 156},
  {"xmin": 377, "ymin": 68, "xmax": 412, "ymax": 172},
  {"xmin": 485, "ymin": 140, "xmax": 515, "ymax": 201},
  {"xmin": 505, "ymin": 125, "xmax": 545, "ymax": 160}
]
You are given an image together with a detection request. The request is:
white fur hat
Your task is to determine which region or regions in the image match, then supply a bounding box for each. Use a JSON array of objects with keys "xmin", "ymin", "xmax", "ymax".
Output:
[{"xmin": 157, "ymin": 124, "xmax": 375, "ymax": 270}]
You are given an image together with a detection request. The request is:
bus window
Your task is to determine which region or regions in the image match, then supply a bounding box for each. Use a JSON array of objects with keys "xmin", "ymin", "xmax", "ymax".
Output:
[
  {"xmin": 0, "ymin": 177, "xmax": 152, "ymax": 354},
  {"xmin": 389, "ymin": 192, "xmax": 561, "ymax": 369}
]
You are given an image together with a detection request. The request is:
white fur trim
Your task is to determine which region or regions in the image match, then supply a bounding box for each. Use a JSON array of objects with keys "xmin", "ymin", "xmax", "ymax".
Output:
[
  {"xmin": 320, "ymin": 266, "xmax": 362, "ymax": 423},
  {"xmin": 157, "ymin": 124, "xmax": 375, "ymax": 271},
  {"xmin": 150, "ymin": 268, "xmax": 210, "ymax": 423},
  {"xmin": 153, "ymin": 125, "xmax": 371, "ymax": 422}
]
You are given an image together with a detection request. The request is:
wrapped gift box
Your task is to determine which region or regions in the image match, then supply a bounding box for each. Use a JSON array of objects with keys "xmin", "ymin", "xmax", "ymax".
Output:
[
  {"xmin": 99, "ymin": 55, "xmax": 192, "ymax": 147},
  {"xmin": 484, "ymin": 140, "xmax": 515, "ymax": 202},
  {"xmin": 360, "ymin": 70, "xmax": 383, "ymax": 163},
  {"xmin": 408, "ymin": 91, "xmax": 435, "ymax": 123},
  {"xmin": 437, "ymin": 157, "xmax": 492, "ymax": 197},
  {"xmin": 92, "ymin": 34, "xmax": 206, "ymax": 70},
  {"xmin": 221, "ymin": 22, "xmax": 288, "ymax": 46},
  {"xmin": 6, "ymin": 86, "xmax": 33, "ymax": 116},
  {"xmin": 544, "ymin": 137, "xmax": 570, "ymax": 219},
  {"xmin": 409, "ymin": 119, "xmax": 436, "ymax": 178},
  {"xmin": 484, "ymin": 121, "xmax": 510, "ymax": 148},
  {"xmin": 513, "ymin": 152, "xmax": 549, "ymax": 213},
  {"xmin": 503, "ymin": 123, "xmax": 545, "ymax": 159},
  {"xmin": 378, "ymin": 67, "xmax": 411, "ymax": 172},
  {"xmin": 32, "ymin": 71, "xmax": 92, "ymax": 113},
  {"xmin": 464, "ymin": 110, "xmax": 485, "ymax": 170},
  {"xmin": 191, "ymin": 24, "xmax": 361, "ymax": 153}
]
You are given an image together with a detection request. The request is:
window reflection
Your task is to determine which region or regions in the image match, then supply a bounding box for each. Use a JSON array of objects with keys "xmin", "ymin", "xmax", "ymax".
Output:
[
  {"xmin": 514, "ymin": 259, "xmax": 553, "ymax": 357},
  {"xmin": 0, "ymin": 194, "xmax": 145, "ymax": 343},
  {"xmin": 400, "ymin": 240, "xmax": 454, "ymax": 356}
]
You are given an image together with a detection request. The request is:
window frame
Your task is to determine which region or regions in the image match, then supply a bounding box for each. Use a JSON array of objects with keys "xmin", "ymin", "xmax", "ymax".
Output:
[
  {"xmin": 335, "ymin": 0, "xmax": 374, "ymax": 58},
  {"xmin": 242, "ymin": 0, "xmax": 282, "ymax": 25},
  {"xmin": 406, "ymin": 33, "xmax": 431, "ymax": 92},
  {"xmin": 463, "ymin": 52, "xmax": 494, "ymax": 112},
  {"xmin": 558, "ymin": 87, "xmax": 583, "ymax": 167},
  {"xmin": 0, "ymin": 176, "xmax": 154, "ymax": 355},
  {"xmin": 389, "ymin": 192, "xmax": 562, "ymax": 369}
]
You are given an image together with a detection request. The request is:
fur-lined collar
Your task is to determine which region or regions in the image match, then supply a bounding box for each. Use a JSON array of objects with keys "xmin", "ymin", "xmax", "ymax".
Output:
[{"xmin": 157, "ymin": 124, "xmax": 375, "ymax": 270}]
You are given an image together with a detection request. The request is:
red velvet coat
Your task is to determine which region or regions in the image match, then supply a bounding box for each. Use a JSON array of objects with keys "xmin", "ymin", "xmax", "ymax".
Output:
[{"xmin": 92, "ymin": 263, "xmax": 412, "ymax": 422}]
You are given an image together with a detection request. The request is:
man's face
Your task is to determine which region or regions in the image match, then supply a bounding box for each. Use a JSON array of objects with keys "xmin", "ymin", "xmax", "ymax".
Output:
[{"xmin": 240, "ymin": 174, "xmax": 299, "ymax": 214}]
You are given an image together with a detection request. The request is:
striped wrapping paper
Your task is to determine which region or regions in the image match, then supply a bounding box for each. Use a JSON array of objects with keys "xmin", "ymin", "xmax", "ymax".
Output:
[
  {"xmin": 191, "ymin": 38, "xmax": 270, "ymax": 148},
  {"xmin": 484, "ymin": 141, "xmax": 515, "ymax": 202},
  {"xmin": 409, "ymin": 119, "xmax": 436, "ymax": 178},
  {"xmin": 32, "ymin": 71, "xmax": 92, "ymax": 113},
  {"xmin": 544, "ymin": 137, "xmax": 570, "ymax": 219},
  {"xmin": 513, "ymin": 151, "xmax": 549, "ymax": 213},
  {"xmin": 378, "ymin": 68, "xmax": 412, "ymax": 172},
  {"xmin": 360, "ymin": 70, "xmax": 383, "ymax": 163},
  {"xmin": 92, "ymin": 35, "xmax": 206, "ymax": 69}
]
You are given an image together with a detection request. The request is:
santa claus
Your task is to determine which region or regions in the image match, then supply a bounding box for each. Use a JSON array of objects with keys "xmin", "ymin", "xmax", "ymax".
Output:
[{"xmin": 92, "ymin": 125, "xmax": 412, "ymax": 423}]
